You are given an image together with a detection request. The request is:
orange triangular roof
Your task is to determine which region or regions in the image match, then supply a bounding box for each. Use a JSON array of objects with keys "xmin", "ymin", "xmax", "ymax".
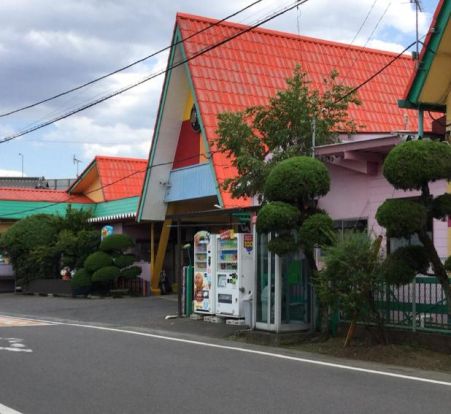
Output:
[
  {"xmin": 175, "ymin": 13, "xmax": 431, "ymax": 208},
  {"xmin": 68, "ymin": 156, "xmax": 147, "ymax": 202}
]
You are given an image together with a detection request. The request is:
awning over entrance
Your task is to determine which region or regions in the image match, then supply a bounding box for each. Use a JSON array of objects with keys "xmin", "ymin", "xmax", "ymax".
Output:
[{"xmin": 315, "ymin": 135, "xmax": 401, "ymax": 175}]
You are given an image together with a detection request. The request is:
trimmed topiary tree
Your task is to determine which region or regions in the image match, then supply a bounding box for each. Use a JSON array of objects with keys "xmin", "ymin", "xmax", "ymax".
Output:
[
  {"xmin": 256, "ymin": 156, "xmax": 333, "ymax": 261},
  {"xmin": 92, "ymin": 266, "xmax": 121, "ymax": 283},
  {"xmin": 263, "ymin": 157, "xmax": 330, "ymax": 205},
  {"xmin": 80, "ymin": 233, "xmax": 141, "ymax": 295},
  {"xmin": 376, "ymin": 199, "xmax": 427, "ymax": 238},
  {"xmin": 100, "ymin": 234, "xmax": 134, "ymax": 253},
  {"xmin": 256, "ymin": 202, "xmax": 301, "ymax": 233},
  {"xmin": 376, "ymin": 139, "xmax": 451, "ymax": 321},
  {"xmin": 70, "ymin": 268, "xmax": 92, "ymax": 296},
  {"xmin": 84, "ymin": 251, "xmax": 113, "ymax": 273},
  {"xmin": 120, "ymin": 266, "xmax": 142, "ymax": 279}
]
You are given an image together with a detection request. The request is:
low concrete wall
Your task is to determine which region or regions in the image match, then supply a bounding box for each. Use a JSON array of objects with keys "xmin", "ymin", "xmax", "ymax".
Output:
[
  {"xmin": 24, "ymin": 279, "xmax": 72, "ymax": 296},
  {"xmin": 0, "ymin": 264, "xmax": 15, "ymax": 293}
]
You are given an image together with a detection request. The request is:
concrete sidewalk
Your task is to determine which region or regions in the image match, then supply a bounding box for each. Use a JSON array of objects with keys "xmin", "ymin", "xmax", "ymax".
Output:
[{"xmin": 0, "ymin": 293, "xmax": 244, "ymax": 340}]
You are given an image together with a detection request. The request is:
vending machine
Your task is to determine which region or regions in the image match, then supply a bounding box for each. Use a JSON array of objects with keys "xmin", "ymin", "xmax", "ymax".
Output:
[
  {"xmin": 215, "ymin": 230, "xmax": 254, "ymax": 318},
  {"xmin": 193, "ymin": 230, "xmax": 216, "ymax": 314}
]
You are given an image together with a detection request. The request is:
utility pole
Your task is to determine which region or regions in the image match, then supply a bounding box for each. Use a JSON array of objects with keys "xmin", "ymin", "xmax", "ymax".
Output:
[
  {"xmin": 411, "ymin": 0, "xmax": 424, "ymax": 137},
  {"xmin": 311, "ymin": 117, "xmax": 316, "ymax": 158},
  {"xmin": 18, "ymin": 153, "xmax": 24, "ymax": 177}
]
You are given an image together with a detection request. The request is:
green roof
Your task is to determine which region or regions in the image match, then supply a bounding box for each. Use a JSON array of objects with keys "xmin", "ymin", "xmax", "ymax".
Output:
[{"xmin": 0, "ymin": 196, "xmax": 139, "ymax": 222}]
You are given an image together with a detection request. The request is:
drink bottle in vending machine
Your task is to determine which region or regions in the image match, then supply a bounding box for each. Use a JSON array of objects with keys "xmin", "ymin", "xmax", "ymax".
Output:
[
  {"xmin": 193, "ymin": 230, "xmax": 216, "ymax": 314},
  {"xmin": 215, "ymin": 230, "xmax": 254, "ymax": 318}
]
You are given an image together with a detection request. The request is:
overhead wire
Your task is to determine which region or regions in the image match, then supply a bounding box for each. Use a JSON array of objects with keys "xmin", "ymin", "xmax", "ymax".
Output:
[
  {"xmin": 0, "ymin": 0, "xmax": 308, "ymax": 144},
  {"xmin": 0, "ymin": 0, "xmax": 263, "ymax": 118},
  {"xmin": 0, "ymin": 150, "xmax": 218, "ymax": 218}
]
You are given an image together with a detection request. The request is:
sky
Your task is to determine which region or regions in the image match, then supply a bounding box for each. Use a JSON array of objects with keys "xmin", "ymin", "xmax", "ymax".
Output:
[{"xmin": 0, "ymin": 0, "xmax": 440, "ymax": 179}]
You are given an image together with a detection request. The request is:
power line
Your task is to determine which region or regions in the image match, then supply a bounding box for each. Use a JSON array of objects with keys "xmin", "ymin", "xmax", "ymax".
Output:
[
  {"xmin": 335, "ymin": 39, "xmax": 419, "ymax": 104},
  {"xmin": 0, "ymin": 151, "xmax": 216, "ymax": 218},
  {"xmin": 0, "ymin": 0, "xmax": 307, "ymax": 144},
  {"xmin": 1, "ymin": 36, "xmax": 421, "ymax": 218},
  {"xmin": 0, "ymin": 0, "xmax": 263, "ymax": 118},
  {"xmin": 335, "ymin": 0, "xmax": 379, "ymax": 68}
]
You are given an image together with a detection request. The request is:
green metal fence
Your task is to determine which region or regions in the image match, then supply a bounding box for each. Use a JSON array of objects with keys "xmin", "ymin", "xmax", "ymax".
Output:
[
  {"xmin": 337, "ymin": 276, "xmax": 450, "ymax": 334},
  {"xmin": 373, "ymin": 276, "xmax": 449, "ymax": 333}
]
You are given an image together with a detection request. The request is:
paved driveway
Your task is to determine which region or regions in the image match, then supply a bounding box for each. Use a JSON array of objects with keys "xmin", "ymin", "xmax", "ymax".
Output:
[{"xmin": 0, "ymin": 293, "xmax": 242, "ymax": 339}]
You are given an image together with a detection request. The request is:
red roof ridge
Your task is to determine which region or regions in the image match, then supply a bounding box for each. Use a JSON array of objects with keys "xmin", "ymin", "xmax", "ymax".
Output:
[
  {"xmin": 176, "ymin": 12, "xmax": 412, "ymax": 60},
  {"xmin": 0, "ymin": 186, "xmax": 67, "ymax": 194},
  {"xmin": 95, "ymin": 155, "xmax": 147, "ymax": 163}
]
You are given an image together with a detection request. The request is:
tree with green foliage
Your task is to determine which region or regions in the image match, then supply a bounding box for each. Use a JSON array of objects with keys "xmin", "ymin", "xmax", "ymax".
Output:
[
  {"xmin": 216, "ymin": 66, "xmax": 360, "ymax": 333},
  {"xmin": 216, "ymin": 66, "xmax": 360, "ymax": 200},
  {"xmin": 0, "ymin": 207, "xmax": 97, "ymax": 286},
  {"xmin": 315, "ymin": 232, "xmax": 385, "ymax": 346},
  {"xmin": 376, "ymin": 139, "xmax": 451, "ymax": 320},
  {"xmin": 0, "ymin": 214, "xmax": 60, "ymax": 284}
]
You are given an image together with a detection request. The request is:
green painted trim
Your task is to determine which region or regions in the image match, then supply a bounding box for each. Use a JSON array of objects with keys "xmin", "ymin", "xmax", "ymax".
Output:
[
  {"xmin": 398, "ymin": 99, "xmax": 446, "ymax": 112},
  {"xmin": 93, "ymin": 196, "xmax": 139, "ymax": 218},
  {"xmin": 176, "ymin": 26, "xmax": 224, "ymax": 208},
  {"xmin": 403, "ymin": 1, "xmax": 451, "ymax": 106},
  {"xmin": 137, "ymin": 27, "xmax": 179, "ymax": 222}
]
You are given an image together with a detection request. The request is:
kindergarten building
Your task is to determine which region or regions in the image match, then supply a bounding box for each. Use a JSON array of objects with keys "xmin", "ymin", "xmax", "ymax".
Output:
[{"xmin": 137, "ymin": 12, "xmax": 447, "ymax": 331}]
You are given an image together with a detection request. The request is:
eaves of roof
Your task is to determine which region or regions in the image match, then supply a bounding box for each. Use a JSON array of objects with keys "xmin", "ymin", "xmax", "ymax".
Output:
[{"xmin": 399, "ymin": 0, "xmax": 450, "ymax": 110}]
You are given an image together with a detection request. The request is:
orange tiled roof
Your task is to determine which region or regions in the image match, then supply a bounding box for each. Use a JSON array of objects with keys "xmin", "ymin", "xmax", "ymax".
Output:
[
  {"xmin": 0, "ymin": 187, "xmax": 91, "ymax": 203},
  {"xmin": 176, "ymin": 13, "xmax": 432, "ymax": 208},
  {"xmin": 95, "ymin": 156, "xmax": 147, "ymax": 201}
]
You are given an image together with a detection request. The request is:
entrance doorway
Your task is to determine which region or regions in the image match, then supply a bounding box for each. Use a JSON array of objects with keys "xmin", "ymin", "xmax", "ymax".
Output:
[{"xmin": 254, "ymin": 232, "xmax": 311, "ymax": 332}]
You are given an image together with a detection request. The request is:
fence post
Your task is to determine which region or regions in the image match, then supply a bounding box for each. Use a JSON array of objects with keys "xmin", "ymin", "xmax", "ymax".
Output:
[{"xmin": 412, "ymin": 276, "xmax": 416, "ymax": 332}]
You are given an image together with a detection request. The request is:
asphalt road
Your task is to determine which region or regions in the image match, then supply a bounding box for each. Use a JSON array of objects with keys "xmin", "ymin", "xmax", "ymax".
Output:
[{"xmin": 0, "ymin": 295, "xmax": 450, "ymax": 413}]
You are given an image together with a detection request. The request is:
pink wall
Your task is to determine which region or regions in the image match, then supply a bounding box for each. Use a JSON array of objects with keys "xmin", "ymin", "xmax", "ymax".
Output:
[{"xmin": 318, "ymin": 164, "xmax": 448, "ymax": 260}]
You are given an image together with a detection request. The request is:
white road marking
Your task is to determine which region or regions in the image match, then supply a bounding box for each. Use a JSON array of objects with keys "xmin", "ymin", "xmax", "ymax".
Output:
[
  {"xmin": 1, "ymin": 314, "xmax": 450, "ymax": 387},
  {"xmin": 0, "ymin": 402, "xmax": 23, "ymax": 413},
  {"xmin": 0, "ymin": 316, "xmax": 56, "ymax": 327},
  {"xmin": 0, "ymin": 338, "xmax": 32, "ymax": 353}
]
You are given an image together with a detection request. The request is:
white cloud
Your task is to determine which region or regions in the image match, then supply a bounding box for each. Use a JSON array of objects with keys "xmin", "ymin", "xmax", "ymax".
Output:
[
  {"xmin": 365, "ymin": 39, "xmax": 406, "ymax": 53},
  {"xmin": 42, "ymin": 116, "xmax": 151, "ymax": 161},
  {"xmin": 0, "ymin": 169, "xmax": 24, "ymax": 177}
]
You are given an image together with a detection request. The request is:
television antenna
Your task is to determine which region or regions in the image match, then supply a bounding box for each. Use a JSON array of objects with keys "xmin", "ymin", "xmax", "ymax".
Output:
[
  {"xmin": 73, "ymin": 154, "xmax": 82, "ymax": 176},
  {"xmin": 410, "ymin": 0, "xmax": 423, "ymax": 68}
]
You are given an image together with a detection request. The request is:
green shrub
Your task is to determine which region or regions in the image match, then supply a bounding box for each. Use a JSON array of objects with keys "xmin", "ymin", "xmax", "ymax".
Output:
[
  {"xmin": 100, "ymin": 234, "xmax": 134, "ymax": 252},
  {"xmin": 431, "ymin": 194, "xmax": 451, "ymax": 220},
  {"xmin": 1, "ymin": 214, "xmax": 60, "ymax": 283},
  {"xmin": 316, "ymin": 232, "xmax": 384, "ymax": 320},
  {"xmin": 256, "ymin": 202, "xmax": 300, "ymax": 233},
  {"xmin": 376, "ymin": 199, "xmax": 426, "ymax": 238},
  {"xmin": 267, "ymin": 234, "xmax": 298, "ymax": 256},
  {"xmin": 84, "ymin": 251, "xmax": 113, "ymax": 273},
  {"xmin": 114, "ymin": 254, "xmax": 136, "ymax": 269},
  {"xmin": 263, "ymin": 156, "xmax": 330, "ymax": 204},
  {"xmin": 299, "ymin": 213, "xmax": 334, "ymax": 249},
  {"xmin": 444, "ymin": 256, "xmax": 451, "ymax": 272},
  {"xmin": 92, "ymin": 266, "xmax": 121, "ymax": 283},
  {"xmin": 71, "ymin": 268, "xmax": 92, "ymax": 289},
  {"xmin": 120, "ymin": 265, "xmax": 142, "ymax": 279},
  {"xmin": 383, "ymin": 140, "xmax": 451, "ymax": 190}
]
